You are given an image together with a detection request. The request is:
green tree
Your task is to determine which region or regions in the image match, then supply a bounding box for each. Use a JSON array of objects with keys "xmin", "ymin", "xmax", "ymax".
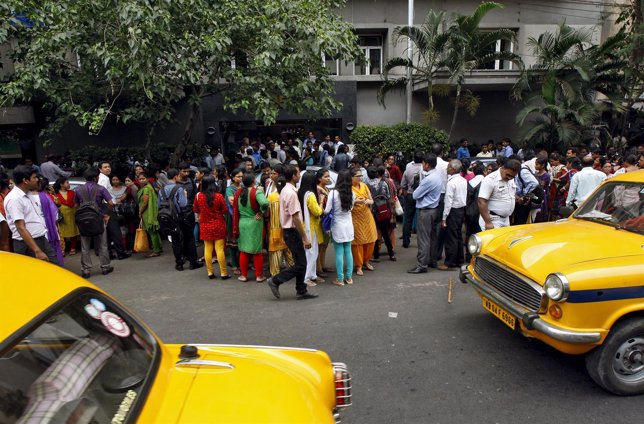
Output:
[{"xmin": 0, "ymin": 0, "xmax": 362, "ymax": 162}]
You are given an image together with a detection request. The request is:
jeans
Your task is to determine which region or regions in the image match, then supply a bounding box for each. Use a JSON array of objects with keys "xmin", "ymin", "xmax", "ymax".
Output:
[
  {"xmin": 273, "ymin": 228, "xmax": 307, "ymax": 295},
  {"xmin": 171, "ymin": 221, "xmax": 198, "ymax": 266},
  {"xmin": 79, "ymin": 230, "xmax": 111, "ymax": 272}
]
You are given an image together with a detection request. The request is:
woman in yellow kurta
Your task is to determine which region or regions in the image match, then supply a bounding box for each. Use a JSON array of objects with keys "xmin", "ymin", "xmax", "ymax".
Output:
[
  {"xmin": 299, "ymin": 172, "xmax": 325, "ymax": 286},
  {"xmin": 53, "ymin": 177, "xmax": 80, "ymax": 255},
  {"xmin": 350, "ymin": 167, "xmax": 377, "ymax": 275},
  {"xmin": 267, "ymin": 175, "xmax": 294, "ymax": 277}
]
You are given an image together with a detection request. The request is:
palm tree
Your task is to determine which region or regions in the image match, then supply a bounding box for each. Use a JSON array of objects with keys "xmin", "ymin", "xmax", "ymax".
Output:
[
  {"xmin": 377, "ymin": 10, "xmax": 450, "ymax": 122},
  {"xmin": 443, "ymin": 2, "xmax": 523, "ymax": 142},
  {"xmin": 515, "ymin": 23, "xmax": 628, "ymax": 150}
]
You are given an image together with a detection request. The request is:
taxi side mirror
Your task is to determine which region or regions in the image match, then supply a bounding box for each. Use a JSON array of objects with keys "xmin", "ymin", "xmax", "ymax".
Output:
[{"xmin": 559, "ymin": 206, "xmax": 574, "ymax": 218}]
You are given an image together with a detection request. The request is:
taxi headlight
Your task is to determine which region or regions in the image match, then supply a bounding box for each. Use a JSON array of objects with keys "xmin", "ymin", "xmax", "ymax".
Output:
[
  {"xmin": 467, "ymin": 234, "xmax": 482, "ymax": 256},
  {"xmin": 544, "ymin": 273, "xmax": 570, "ymax": 302}
]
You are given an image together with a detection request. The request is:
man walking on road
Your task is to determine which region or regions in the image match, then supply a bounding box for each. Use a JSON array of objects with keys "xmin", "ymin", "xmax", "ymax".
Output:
[{"xmin": 267, "ymin": 165, "xmax": 318, "ymax": 300}]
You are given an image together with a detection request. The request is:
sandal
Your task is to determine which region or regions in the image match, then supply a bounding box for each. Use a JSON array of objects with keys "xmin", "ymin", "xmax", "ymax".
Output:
[
  {"xmin": 237, "ymin": 276, "xmax": 248, "ymax": 282},
  {"xmin": 333, "ymin": 280, "xmax": 345, "ymax": 286},
  {"xmin": 345, "ymin": 278, "xmax": 353, "ymax": 285},
  {"xmin": 69, "ymin": 250, "xmax": 76, "ymax": 256},
  {"xmin": 147, "ymin": 252, "xmax": 161, "ymax": 258},
  {"xmin": 356, "ymin": 268, "xmax": 364, "ymax": 276},
  {"xmin": 256, "ymin": 276, "xmax": 267, "ymax": 283},
  {"xmin": 365, "ymin": 263, "xmax": 375, "ymax": 271},
  {"xmin": 233, "ymin": 268, "xmax": 241, "ymax": 275}
]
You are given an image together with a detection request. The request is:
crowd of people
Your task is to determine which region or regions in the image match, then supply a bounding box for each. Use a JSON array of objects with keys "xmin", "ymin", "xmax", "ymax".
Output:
[{"xmin": 1, "ymin": 133, "xmax": 642, "ymax": 299}]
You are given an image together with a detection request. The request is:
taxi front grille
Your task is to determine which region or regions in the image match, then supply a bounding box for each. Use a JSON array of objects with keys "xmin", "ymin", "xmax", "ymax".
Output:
[{"xmin": 474, "ymin": 257, "xmax": 545, "ymax": 312}]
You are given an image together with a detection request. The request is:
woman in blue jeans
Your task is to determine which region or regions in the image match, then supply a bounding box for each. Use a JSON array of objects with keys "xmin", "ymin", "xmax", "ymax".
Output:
[{"xmin": 323, "ymin": 170, "xmax": 355, "ymax": 285}]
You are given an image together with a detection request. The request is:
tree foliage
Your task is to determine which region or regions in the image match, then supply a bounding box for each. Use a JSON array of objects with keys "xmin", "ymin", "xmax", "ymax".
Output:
[
  {"xmin": 0, "ymin": 0, "xmax": 362, "ymax": 157},
  {"xmin": 350, "ymin": 123, "xmax": 447, "ymax": 160}
]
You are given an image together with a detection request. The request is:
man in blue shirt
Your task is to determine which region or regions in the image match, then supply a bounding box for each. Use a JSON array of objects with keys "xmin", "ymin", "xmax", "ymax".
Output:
[
  {"xmin": 159, "ymin": 168, "xmax": 202, "ymax": 271},
  {"xmin": 501, "ymin": 137, "xmax": 514, "ymax": 158},
  {"xmin": 456, "ymin": 139, "xmax": 470, "ymax": 159},
  {"xmin": 512, "ymin": 163, "xmax": 539, "ymax": 225},
  {"xmin": 408, "ymin": 154, "xmax": 442, "ymax": 274}
]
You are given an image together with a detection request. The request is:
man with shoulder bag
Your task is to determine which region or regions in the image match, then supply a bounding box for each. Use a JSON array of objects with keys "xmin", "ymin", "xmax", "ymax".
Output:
[{"xmin": 75, "ymin": 168, "xmax": 114, "ymax": 278}]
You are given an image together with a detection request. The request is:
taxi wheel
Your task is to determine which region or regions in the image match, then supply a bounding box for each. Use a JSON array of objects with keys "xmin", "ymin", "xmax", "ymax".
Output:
[{"xmin": 585, "ymin": 318, "xmax": 644, "ymax": 396}]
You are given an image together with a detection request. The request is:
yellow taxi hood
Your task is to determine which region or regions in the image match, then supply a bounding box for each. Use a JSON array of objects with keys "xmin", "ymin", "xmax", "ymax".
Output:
[
  {"xmin": 152, "ymin": 344, "xmax": 338, "ymax": 423},
  {"xmin": 478, "ymin": 219, "xmax": 644, "ymax": 285},
  {"xmin": 0, "ymin": 252, "xmax": 99, "ymax": 341}
]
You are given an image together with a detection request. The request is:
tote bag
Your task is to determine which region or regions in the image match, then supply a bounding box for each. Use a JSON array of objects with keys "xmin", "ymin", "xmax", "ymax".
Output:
[
  {"xmin": 321, "ymin": 190, "xmax": 335, "ymax": 233},
  {"xmin": 134, "ymin": 220, "xmax": 150, "ymax": 253}
]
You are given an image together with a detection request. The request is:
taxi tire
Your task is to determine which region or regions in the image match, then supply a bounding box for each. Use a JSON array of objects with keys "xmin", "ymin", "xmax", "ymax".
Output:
[{"xmin": 585, "ymin": 317, "xmax": 644, "ymax": 396}]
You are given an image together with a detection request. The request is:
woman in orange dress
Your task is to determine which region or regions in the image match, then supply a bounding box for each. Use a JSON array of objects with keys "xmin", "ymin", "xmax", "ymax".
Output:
[{"xmin": 350, "ymin": 167, "xmax": 377, "ymax": 276}]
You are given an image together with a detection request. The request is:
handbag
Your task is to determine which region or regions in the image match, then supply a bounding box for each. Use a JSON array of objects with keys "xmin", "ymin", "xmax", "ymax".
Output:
[
  {"xmin": 321, "ymin": 190, "xmax": 335, "ymax": 233},
  {"xmin": 134, "ymin": 220, "xmax": 150, "ymax": 253},
  {"xmin": 394, "ymin": 198, "xmax": 403, "ymax": 216}
]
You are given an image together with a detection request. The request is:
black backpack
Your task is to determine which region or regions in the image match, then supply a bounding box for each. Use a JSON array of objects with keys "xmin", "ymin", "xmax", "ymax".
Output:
[
  {"xmin": 519, "ymin": 166, "xmax": 545, "ymax": 208},
  {"xmin": 465, "ymin": 181, "xmax": 481, "ymax": 222},
  {"xmin": 372, "ymin": 181, "xmax": 392, "ymax": 222},
  {"xmin": 75, "ymin": 185, "xmax": 104, "ymax": 237},
  {"xmin": 157, "ymin": 185, "xmax": 181, "ymax": 236}
]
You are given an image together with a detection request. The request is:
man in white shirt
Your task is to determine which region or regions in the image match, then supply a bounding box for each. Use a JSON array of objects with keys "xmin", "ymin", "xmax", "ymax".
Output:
[
  {"xmin": 439, "ymin": 160, "xmax": 468, "ymax": 270},
  {"xmin": 478, "ymin": 159, "xmax": 521, "ymax": 230},
  {"xmin": 476, "ymin": 144, "xmax": 493, "ymax": 158},
  {"xmin": 566, "ymin": 156, "xmax": 607, "ymax": 207},
  {"xmin": 431, "ymin": 143, "xmax": 448, "ymax": 266},
  {"xmin": 40, "ymin": 155, "xmax": 71, "ymax": 183},
  {"xmin": 3, "ymin": 165, "xmax": 59, "ymax": 264}
]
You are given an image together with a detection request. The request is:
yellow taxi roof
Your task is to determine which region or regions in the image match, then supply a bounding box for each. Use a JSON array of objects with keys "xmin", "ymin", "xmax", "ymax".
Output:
[
  {"xmin": 0, "ymin": 252, "xmax": 100, "ymax": 343},
  {"xmin": 609, "ymin": 169, "xmax": 644, "ymax": 183}
]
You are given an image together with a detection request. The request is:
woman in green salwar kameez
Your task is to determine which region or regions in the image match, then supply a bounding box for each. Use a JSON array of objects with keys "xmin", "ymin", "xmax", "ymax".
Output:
[
  {"xmin": 137, "ymin": 173, "xmax": 162, "ymax": 256},
  {"xmin": 233, "ymin": 173, "xmax": 269, "ymax": 282}
]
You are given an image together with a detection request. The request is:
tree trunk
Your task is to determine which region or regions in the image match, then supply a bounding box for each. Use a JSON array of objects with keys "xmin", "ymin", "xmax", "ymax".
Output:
[
  {"xmin": 171, "ymin": 101, "xmax": 200, "ymax": 168},
  {"xmin": 143, "ymin": 124, "xmax": 155, "ymax": 162},
  {"xmin": 447, "ymin": 84, "xmax": 462, "ymax": 143}
]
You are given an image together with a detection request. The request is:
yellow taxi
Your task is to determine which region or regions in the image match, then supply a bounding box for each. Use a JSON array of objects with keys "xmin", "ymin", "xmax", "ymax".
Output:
[
  {"xmin": 0, "ymin": 253, "xmax": 351, "ymax": 423},
  {"xmin": 460, "ymin": 170, "xmax": 644, "ymax": 395}
]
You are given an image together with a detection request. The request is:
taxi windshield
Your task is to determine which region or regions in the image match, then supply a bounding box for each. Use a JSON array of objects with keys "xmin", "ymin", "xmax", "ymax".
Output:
[
  {"xmin": 0, "ymin": 292, "xmax": 157, "ymax": 424},
  {"xmin": 574, "ymin": 181, "xmax": 644, "ymax": 235}
]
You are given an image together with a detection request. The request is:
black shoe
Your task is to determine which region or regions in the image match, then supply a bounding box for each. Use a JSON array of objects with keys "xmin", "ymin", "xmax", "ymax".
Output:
[
  {"xmin": 267, "ymin": 278, "xmax": 280, "ymax": 299},
  {"xmin": 101, "ymin": 266, "xmax": 114, "ymax": 275},
  {"xmin": 371, "ymin": 258, "xmax": 381, "ymax": 263},
  {"xmin": 407, "ymin": 266, "xmax": 427, "ymax": 274},
  {"xmin": 109, "ymin": 253, "xmax": 117, "ymax": 260},
  {"xmin": 402, "ymin": 243, "xmax": 410, "ymax": 249},
  {"xmin": 81, "ymin": 271, "xmax": 91, "ymax": 278},
  {"xmin": 390, "ymin": 256, "xmax": 397, "ymax": 262},
  {"xmin": 221, "ymin": 275, "xmax": 231, "ymax": 280},
  {"xmin": 175, "ymin": 264, "xmax": 184, "ymax": 271},
  {"xmin": 296, "ymin": 292, "xmax": 319, "ymax": 300},
  {"xmin": 189, "ymin": 262, "xmax": 203, "ymax": 270},
  {"xmin": 118, "ymin": 253, "xmax": 131, "ymax": 260},
  {"xmin": 208, "ymin": 274, "xmax": 216, "ymax": 280}
]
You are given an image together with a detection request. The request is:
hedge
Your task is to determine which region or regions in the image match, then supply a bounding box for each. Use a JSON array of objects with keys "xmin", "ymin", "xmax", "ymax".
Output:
[{"xmin": 350, "ymin": 123, "xmax": 448, "ymax": 160}]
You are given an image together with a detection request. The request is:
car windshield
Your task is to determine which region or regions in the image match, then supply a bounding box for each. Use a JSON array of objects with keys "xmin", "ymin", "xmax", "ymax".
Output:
[
  {"xmin": 0, "ymin": 292, "xmax": 157, "ymax": 424},
  {"xmin": 574, "ymin": 181, "xmax": 644, "ymax": 235}
]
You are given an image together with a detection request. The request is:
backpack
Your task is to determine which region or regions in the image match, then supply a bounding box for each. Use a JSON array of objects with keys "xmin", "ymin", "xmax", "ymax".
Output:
[
  {"xmin": 465, "ymin": 181, "xmax": 481, "ymax": 222},
  {"xmin": 75, "ymin": 185, "xmax": 104, "ymax": 237},
  {"xmin": 519, "ymin": 166, "xmax": 545, "ymax": 208},
  {"xmin": 372, "ymin": 181, "xmax": 392, "ymax": 222},
  {"xmin": 157, "ymin": 185, "xmax": 182, "ymax": 236}
]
